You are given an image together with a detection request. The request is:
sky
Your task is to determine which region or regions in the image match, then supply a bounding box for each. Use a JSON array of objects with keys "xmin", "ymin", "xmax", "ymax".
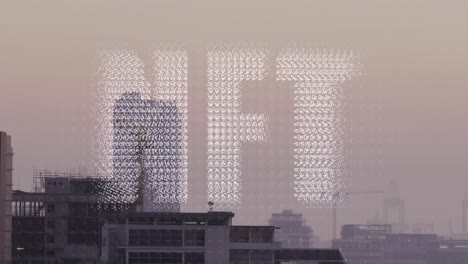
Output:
[{"xmin": 1, "ymin": 0, "xmax": 468, "ymax": 240}]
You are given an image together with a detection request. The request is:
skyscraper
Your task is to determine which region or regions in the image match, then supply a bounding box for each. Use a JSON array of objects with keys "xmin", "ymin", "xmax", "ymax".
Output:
[
  {"xmin": 105, "ymin": 92, "xmax": 183, "ymax": 212},
  {"xmin": 0, "ymin": 131, "xmax": 13, "ymax": 263}
]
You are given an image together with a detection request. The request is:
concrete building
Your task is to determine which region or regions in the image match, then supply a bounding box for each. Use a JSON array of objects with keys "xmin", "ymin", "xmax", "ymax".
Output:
[
  {"xmin": 0, "ymin": 131, "xmax": 13, "ymax": 264},
  {"xmin": 12, "ymin": 171, "xmax": 130, "ymax": 264},
  {"xmin": 12, "ymin": 173, "xmax": 346, "ymax": 264},
  {"xmin": 101, "ymin": 211, "xmax": 238, "ymax": 263},
  {"xmin": 100, "ymin": 211, "xmax": 346, "ymax": 264},
  {"xmin": 268, "ymin": 210, "xmax": 312, "ymax": 248}
]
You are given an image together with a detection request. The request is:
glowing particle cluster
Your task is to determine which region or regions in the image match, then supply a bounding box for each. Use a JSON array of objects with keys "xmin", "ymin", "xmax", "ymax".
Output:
[
  {"xmin": 276, "ymin": 48, "xmax": 361, "ymax": 207},
  {"xmin": 207, "ymin": 45, "xmax": 269, "ymax": 209},
  {"xmin": 93, "ymin": 45, "xmax": 361, "ymax": 210},
  {"xmin": 152, "ymin": 47, "xmax": 189, "ymax": 207},
  {"xmin": 94, "ymin": 49, "xmax": 188, "ymax": 211}
]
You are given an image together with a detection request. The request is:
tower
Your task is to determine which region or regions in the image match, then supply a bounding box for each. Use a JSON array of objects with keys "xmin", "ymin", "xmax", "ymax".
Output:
[
  {"xmin": 383, "ymin": 181, "xmax": 405, "ymax": 233},
  {"xmin": 0, "ymin": 131, "xmax": 13, "ymax": 263},
  {"xmin": 110, "ymin": 92, "xmax": 183, "ymax": 212}
]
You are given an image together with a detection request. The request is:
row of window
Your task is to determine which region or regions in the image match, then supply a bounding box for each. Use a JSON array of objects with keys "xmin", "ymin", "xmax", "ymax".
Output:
[
  {"xmin": 68, "ymin": 218, "xmax": 99, "ymax": 231},
  {"xmin": 230, "ymin": 250, "xmax": 273, "ymax": 264},
  {"xmin": 129, "ymin": 229, "xmax": 205, "ymax": 247},
  {"xmin": 45, "ymin": 203, "xmax": 129, "ymax": 216},
  {"xmin": 12, "ymin": 248, "xmax": 45, "ymax": 258},
  {"xmin": 230, "ymin": 227, "xmax": 274, "ymax": 243},
  {"xmin": 12, "ymin": 218, "xmax": 45, "ymax": 258},
  {"xmin": 67, "ymin": 232, "xmax": 99, "ymax": 245},
  {"xmin": 128, "ymin": 216, "xmax": 230, "ymax": 226},
  {"xmin": 12, "ymin": 201, "xmax": 45, "ymax": 217},
  {"xmin": 129, "ymin": 226, "xmax": 274, "ymax": 246},
  {"xmin": 128, "ymin": 252, "xmax": 204, "ymax": 264}
]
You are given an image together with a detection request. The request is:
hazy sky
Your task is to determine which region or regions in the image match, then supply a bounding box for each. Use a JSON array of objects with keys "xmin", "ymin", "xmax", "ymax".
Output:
[{"xmin": 1, "ymin": 0, "xmax": 468, "ymax": 240}]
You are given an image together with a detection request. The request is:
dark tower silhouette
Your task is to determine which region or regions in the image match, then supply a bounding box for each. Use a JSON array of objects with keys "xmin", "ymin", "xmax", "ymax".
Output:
[{"xmin": 109, "ymin": 92, "xmax": 183, "ymax": 212}]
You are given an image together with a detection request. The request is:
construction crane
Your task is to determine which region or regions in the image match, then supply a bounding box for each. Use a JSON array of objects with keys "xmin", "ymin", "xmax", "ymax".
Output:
[{"xmin": 332, "ymin": 190, "xmax": 384, "ymax": 240}]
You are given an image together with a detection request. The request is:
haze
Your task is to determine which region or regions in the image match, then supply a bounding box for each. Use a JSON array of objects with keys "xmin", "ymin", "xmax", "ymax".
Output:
[{"xmin": 1, "ymin": 0, "xmax": 468, "ymax": 240}]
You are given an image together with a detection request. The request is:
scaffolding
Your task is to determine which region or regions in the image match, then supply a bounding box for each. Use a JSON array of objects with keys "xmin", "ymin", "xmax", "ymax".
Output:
[{"xmin": 32, "ymin": 169, "xmax": 103, "ymax": 193}]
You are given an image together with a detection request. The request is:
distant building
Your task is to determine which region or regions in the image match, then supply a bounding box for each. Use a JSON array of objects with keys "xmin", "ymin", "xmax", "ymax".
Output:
[
  {"xmin": 333, "ymin": 224, "xmax": 468, "ymax": 264},
  {"xmin": 0, "ymin": 131, "xmax": 13, "ymax": 264},
  {"xmin": 383, "ymin": 181, "xmax": 406, "ymax": 233},
  {"xmin": 410, "ymin": 223, "xmax": 434, "ymax": 234},
  {"xmin": 268, "ymin": 210, "xmax": 312, "ymax": 248}
]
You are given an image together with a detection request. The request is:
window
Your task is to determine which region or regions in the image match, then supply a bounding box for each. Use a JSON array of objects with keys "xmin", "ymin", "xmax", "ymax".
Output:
[
  {"xmin": 128, "ymin": 252, "xmax": 182, "ymax": 264},
  {"xmin": 67, "ymin": 218, "xmax": 99, "ymax": 245},
  {"xmin": 250, "ymin": 228, "xmax": 274, "ymax": 243},
  {"xmin": 12, "ymin": 218, "xmax": 45, "ymax": 259},
  {"xmin": 156, "ymin": 217, "xmax": 183, "ymax": 225},
  {"xmin": 47, "ymin": 235, "xmax": 55, "ymax": 244},
  {"xmin": 184, "ymin": 217, "xmax": 206, "ymax": 225},
  {"xmin": 230, "ymin": 250, "xmax": 249, "ymax": 264},
  {"xmin": 47, "ymin": 220, "xmax": 56, "ymax": 229},
  {"xmin": 207, "ymin": 216, "xmax": 228, "ymax": 225},
  {"xmin": 129, "ymin": 229, "xmax": 182, "ymax": 247},
  {"xmin": 47, "ymin": 204, "xmax": 55, "ymax": 213},
  {"xmin": 250, "ymin": 250, "xmax": 273, "ymax": 264},
  {"xmin": 185, "ymin": 252, "xmax": 204, "ymax": 264},
  {"xmin": 184, "ymin": 230, "xmax": 205, "ymax": 246},
  {"xmin": 69, "ymin": 203, "xmax": 87, "ymax": 217},
  {"xmin": 129, "ymin": 217, "xmax": 155, "ymax": 225},
  {"xmin": 230, "ymin": 227, "xmax": 249, "ymax": 243}
]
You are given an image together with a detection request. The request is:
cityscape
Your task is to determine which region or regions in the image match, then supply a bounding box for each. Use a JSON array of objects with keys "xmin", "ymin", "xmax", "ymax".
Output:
[
  {"xmin": 2, "ymin": 1, "xmax": 468, "ymax": 264},
  {"xmin": 3, "ymin": 159, "xmax": 468, "ymax": 263}
]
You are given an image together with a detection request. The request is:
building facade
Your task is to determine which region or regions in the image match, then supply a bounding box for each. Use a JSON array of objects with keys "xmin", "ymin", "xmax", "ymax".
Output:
[
  {"xmin": 12, "ymin": 172, "xmax": 130, "ymax": 264},
  {"xmin": 12, "ymin": 174, "xmax": 346, "ymax": 264},
  {"xmin": 100, "ymin": 211, "xmax": 346, "ymax": 264},
  {"xmin": 0, "ymin": 131, "xmax": 13, "ymax": 264},
  {"xmin": 268, "ymin": 210, "xmax": 312, "ymax": 248}
]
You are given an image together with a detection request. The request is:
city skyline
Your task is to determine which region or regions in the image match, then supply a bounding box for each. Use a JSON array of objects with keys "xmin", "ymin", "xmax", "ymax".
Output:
[{"xmin": 1, "ymin": 0, "xmax": 468, "ymax": 242}]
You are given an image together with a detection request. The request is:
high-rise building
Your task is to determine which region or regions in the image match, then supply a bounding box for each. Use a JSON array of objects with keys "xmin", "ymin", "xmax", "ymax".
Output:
[
  {"xmin": 268, "ymin": 210, "xmax": 312, "ymax": 248},
  {"xmin": 0, "ymin": 131, "xmax": 13, "ymax": 264},
  {"xmin": 108, "ymin": 92, "xmax": 183, "ymax": 212}
]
